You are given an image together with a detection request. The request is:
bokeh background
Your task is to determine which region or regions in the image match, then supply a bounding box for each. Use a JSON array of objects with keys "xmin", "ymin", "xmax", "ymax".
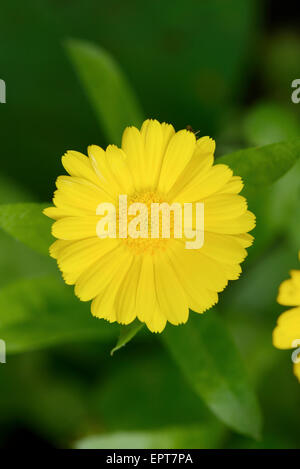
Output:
[{"xmin": 0, "ymin": 0, "xmax": 299, "ymax": 449}]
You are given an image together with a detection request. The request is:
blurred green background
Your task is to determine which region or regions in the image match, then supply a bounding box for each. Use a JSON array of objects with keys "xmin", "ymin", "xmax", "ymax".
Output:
[{"xmin": 0, "ymin": 0, "xmax": 299, "ymax": 449}]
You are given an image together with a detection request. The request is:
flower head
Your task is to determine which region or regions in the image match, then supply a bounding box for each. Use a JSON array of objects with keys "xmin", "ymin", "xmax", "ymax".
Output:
[
  {"xmin": 273, "ymin": 251, "xmax": 300, "ymax": 381},
  {"xmin": 44, "ymin": 119, "xmax": 255, "ymax": 332}
]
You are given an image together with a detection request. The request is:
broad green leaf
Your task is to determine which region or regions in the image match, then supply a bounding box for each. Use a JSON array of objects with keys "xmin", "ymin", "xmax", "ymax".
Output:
[
  {"xmin": 74, "ymin": 423, "xmax": 224, "ymax": 449},
  {"xmin": 65, "ymin": 39, "xmax": 144, "ymax": 145},
  {"xmin": 162, "ymin": 311, "xmax": 262, "ymax": 439},
  {"xmin": 0, "ymin": 275, "xmax": 117, "ymax": 353},
  {"xmin": 219, "ymin": 139, "xmax": 300, "ymax": 193},
  {"xmin": 111, "ymin": 321, "xmax": 143, "ymax": 356},
  {"xmin": 268, "ymin": 159, "xmax": 300, "ymax": 248},
  {"xmin": 0, "ymin": 203, "xmax": 53, "ymax": 256}
]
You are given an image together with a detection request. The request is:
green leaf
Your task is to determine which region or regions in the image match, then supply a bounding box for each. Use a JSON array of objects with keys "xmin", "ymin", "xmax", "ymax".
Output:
[
  {"xmin": 0, "ymin": 275, "xmax": 118, "ymax": 353},
  {"xmin": 0, "ymin": 230, "xmax": 57, "ymax": 289},
  {"xmin": 65, "ymin": 38, "xmax": 144, "ymax": 145},
  {"xmin": 268, "ymin": 159, "xmax": 300, "ymax": 248},
  {"xmin": 0, "ymin": 203, "xmax": 53, "ymax": 256},
  {"xmin": 111, "ymin": 321, "xmax": 143, "ymax": 356},
  {"xmin": 74, "ymin": 423, "xmax": 224, "ymax": 449},
  {"xmin": 218, "ymin": 139, "xmax": 300, "ymax": 194},
  {"xmin": 162, "ymin": 311, "xmax": 262, "ymax": 439}
]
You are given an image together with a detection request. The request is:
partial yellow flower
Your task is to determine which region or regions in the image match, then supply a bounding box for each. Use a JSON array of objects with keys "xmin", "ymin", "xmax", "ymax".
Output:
[
  {"xmin": 273, "ymin": 251, "xmax": 300, "ymax": 381},
  {"xmin": 44, "ymin": 119, "xmax": 255, "ymax": 333}
]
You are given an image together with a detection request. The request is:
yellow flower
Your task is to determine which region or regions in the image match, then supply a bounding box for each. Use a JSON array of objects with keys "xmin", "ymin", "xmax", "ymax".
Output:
[
  {"xmin": 273, "ymin": 252, "xmax": 300, "ymax": 381},
  {"xmin": 44, "ymin": 119, "xmax": 255, "ymax": 333}
]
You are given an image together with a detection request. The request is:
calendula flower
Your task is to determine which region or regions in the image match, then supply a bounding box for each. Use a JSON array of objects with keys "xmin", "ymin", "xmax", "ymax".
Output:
[
  {"xmin": 273, "ymin": 252, "xmax": 300, "ymax": 381},
  {"xmin": 44, "ymin": 119, "xmax": 255, "ymax": 332}
]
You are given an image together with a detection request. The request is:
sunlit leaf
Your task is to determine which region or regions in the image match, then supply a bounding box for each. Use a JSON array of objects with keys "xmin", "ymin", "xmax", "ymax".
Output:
[
  {"xmin": 219, "ymin": 139, "xmax": 300, "ymax": 194},
  {"xmin": 0, "ymin": 203, "xmax": 52, "ymax": 256}
]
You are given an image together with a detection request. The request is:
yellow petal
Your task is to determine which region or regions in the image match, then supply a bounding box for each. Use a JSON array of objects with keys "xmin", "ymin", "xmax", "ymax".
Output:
[
  {"xmin": 205, "ymin": 210, "xmax": 256, "ymax": 234},
  {"xmin": 91, "ymin": 293, "xmax": 117, "ymax": 323},
  {"xmin": 57, "ymin": 239, "xmax": 119, "ymax": 286},
  {"xmin": 219, "ymin": 176, "xmax": 244, "ymax": 195},
  {"xmin": 88, "ymin": 145, "xmax": 120, "ymax": 198},
  {"xmin": 91, "ymin": 254, "xmax": 133, "ymax": 323},
  {"xmin": 56, "ymin": 237, "xmax": 119, "ymax": 276},
  {"xmin": 169, "ymin": 240, "xmax": 228, "ymax": 293},
  {"xmin": 52, "ymin": 216, "xmax": 100, "ymax": 240},
  {"xmin": 75, "ymin": 244, "xmax": 132, "ymax": 301},
  {"xmin": 145, "ymin": 306, "xmax": 167, "ymax": 333},
  {"xmin": 201, "ymin": 232, "xmax": 247, "ymax": 264},
  {"xmin": 43, "ymin": 205, "xmax": 86, "ymax": 220},
  {"xmin": 49, "ymin": 239, "xmax": 74, "ymax": 259},
  {"xmin": 166, "ymin": 242, "xmax": 218, "ymax": 313},
  {"xmin": 160, "ymin": 122, "xmax": 176, "ymax": 153},
  {"xmin": 61, "ymin": 150, "xmax": 101, "ymax": 186},
  {"xmin": 277, "ymin": 270, "xmax": 300, "ymax": 306},
  {"xmin": 140, "ymin": 119, "xmax": 164, "ymax": 189},
  {"xmin": 174, "ymin": 164, "xmax": 232, "ymax": 203},
  {"xmin": 273, "ymin": 307, "xmax": 300, "ymax": 349},
  {"xmin": 91, "ymin": 294, "xmax": 117, "ymax": 322},
  {"xmin": 115, "ymin": 257, "xmax": 142, "ymax": 324},
  {"xmin": 121, "ymin": 126, "xmax": 146, "ymax": 190},
  {"xmin": 169, "ymin": 136, "xmax": 215, "ymax": 199},
  {"xmin": 221, "ymin": 262, "xmax": 242, "ymax": 280},
  {"xmin": 136, "ymin": 254, "xmax": 157, "ymax": 323},
  {"xmin": 154, "ymin": 251, "xmax": 189, "ymax": 325},
  {"xmin": 106, "ymin": 145, "xmax": 135, "ymax": 194},
  {"xmin": 139, "ymin": 120, "xmax": 176, "ymax": 191},
  {"xmin": 204, "ymin": 194, "xmax": 247, "ymax": 220},
  {"xmin": 136, "ymin": 254, "xmax": 167, "ymax": 332},
  {"xmin": 293, "ymin": 361, "xmax": 300, "ymax": 382},
  {"xmin": 135, "ymin": 254, "xmax": 168, "ymax": 332},
  {"xmin": 158, "ymin": 129, "xmax": 196, "ymax": 194},
  {"xmin": 62, "ymin": 270, "xmax": 81, "ymax": 286},
  {"xmin": 229, "ymin": 233, "xmax": 254, "ymax": 248},
  {"xmin": 54, "ymin": 176, "xmax": 113, "ymax": 213},
  {"xmin": 196, "ymin": 135, "xmax": 216, "ymax": 154}
]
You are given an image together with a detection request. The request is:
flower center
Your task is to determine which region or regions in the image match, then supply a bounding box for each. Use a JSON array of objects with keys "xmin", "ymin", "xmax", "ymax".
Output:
[{"xmin": 119, "ymin": 190, "xmax": 173, "ymax": 255}]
